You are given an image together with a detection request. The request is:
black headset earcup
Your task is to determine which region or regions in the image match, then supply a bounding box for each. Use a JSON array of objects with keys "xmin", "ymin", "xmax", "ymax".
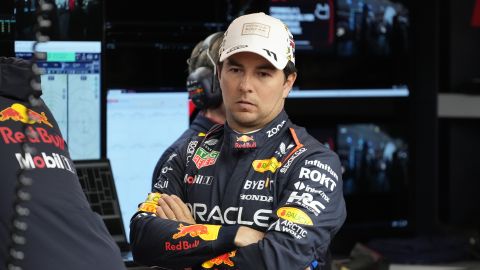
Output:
[
  {"xmin": 187, "ymin": 67, "xmax": 223, "ymax": 109},
  {"xmin": 211, "ymin": 73, "xmax": 222, "ymax": 105},
  {"xmin": 186, "ymin": 31, "xmax": 224, "ymax": 110},
  {"xmin": 187, "ymin": 67, "xmax": 213, "ymax": 110}
]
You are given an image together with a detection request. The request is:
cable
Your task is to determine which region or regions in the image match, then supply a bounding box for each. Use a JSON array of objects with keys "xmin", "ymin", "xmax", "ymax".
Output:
[{"xmin": 5, "ymin": 1, "xmax": 51, "ymax": 269}]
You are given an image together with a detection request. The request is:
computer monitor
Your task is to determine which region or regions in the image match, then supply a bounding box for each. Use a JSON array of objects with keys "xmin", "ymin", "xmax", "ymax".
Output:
[
  {"xmin": 337, "ymin": 123, "xmax": 409, "ymax": 216},
  {"xmin": 106, "ymin": 89, "xmax": 189, "ymax": 241},
  {"xmin": 312, "ymin": 122, "xmax": 411, "ymax": 250},
  {"xmin": 14, "ymin": 0, "xmax": 102, "ymax": 41},
  {"xmin": 269, "ymin": 0, "xmax": 335, "ymax": 53},
  {"xmin": 269, "ymin": 0, "xmax": 411, "ymax": 92},
  {"xmin": 335, "ymin": 0, "xmax": 410, "ymax": 57},
  {"xmin": 0, "ymin": 1, "xmax": 15, "ymax": 57},
  {"xmin": 15, "ymin": 41, "xmax": 102, "ymax": 160}
]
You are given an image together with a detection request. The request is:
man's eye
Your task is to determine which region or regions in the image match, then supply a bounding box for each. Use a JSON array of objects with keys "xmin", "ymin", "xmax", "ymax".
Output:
[{"xmin": 259, "ymin": 72, "xmax": 270, "ymax": 77}]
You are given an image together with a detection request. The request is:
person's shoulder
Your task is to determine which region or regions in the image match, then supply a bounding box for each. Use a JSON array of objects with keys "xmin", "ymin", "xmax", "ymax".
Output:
[
  {"xmin": 281, "ymin": 124, "xmax": 341, "ymax": 178},
  {"xmin": 289, "ymin": 124, "xmax": 336, "ymax": 157},
  {"xmin": 280, "ymin": 126, "xmax": 342, "ymax": 191},
  {"xmin": 190, "ymin": 113, "xmax": 217, "ymax": 132},
  {"xmin": 201, "ymin": 123, "xmax": 224, "ymax": 139}
]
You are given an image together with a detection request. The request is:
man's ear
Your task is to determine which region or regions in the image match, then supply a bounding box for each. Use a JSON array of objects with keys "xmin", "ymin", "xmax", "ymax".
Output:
[
  {"xmin": 282, "ymin": 72, "xmax": 297, "ymax": 98},
  {"xmin": 216, "ymin": 64, "xmax": 222, "ymax": 81},
  {"xmin": 217, "ymin": 64, "xmax": 225, "ymax": 95}
]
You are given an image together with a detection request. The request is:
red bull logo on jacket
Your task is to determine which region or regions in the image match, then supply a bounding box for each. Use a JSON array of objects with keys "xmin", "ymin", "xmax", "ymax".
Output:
[
  {"xmin": 235, "ymin": 135, "xmax": 256, "ymax": 149},
  {"xmin": 0, "ymin": 126, "xmax": 65, "ymax": 151},
  {"xmin": 172, "ymin": 224, "xmax": 220, "ymax": 241},
  {"xmin": 202, "ymin": 250, "xmax": 237, "ymax": 268},
  {"xmin": 0, "ymin": 103, "xmax": 53, "ymax": 127}
]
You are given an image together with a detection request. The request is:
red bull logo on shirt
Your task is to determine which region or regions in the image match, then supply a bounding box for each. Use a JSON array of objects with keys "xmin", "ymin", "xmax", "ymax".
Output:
[
  {"xmin": 0, "ymin": 126, "xmax": 65, "ymax": 151},
  {"xmin": 0, "ymin": 103, "xmax": 53, "ymax": 127},
  {"xmin": 172, "ymin": 224, "xmax": 220, "ymax": 241},
  {"xmin": 235, "ymin": 135, "xmax": 256, "ymax": 149},
  {"xmin": 202, "ymin": 250, "xmax": 237, "ymax": 268}
]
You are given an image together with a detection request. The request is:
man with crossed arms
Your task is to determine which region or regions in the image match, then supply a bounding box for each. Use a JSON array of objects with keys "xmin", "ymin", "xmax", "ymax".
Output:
[{"xmin": 130, "ymin": 12, "xmax": 346, "ymax": 270}]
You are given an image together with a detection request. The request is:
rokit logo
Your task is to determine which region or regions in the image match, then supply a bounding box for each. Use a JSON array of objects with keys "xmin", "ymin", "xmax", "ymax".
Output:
[
  {"xmin": 15, "ymin": 152, "xmax": 75, "ymax": 174},
  {"xmin": 184, "ymin": 174, "xmax": 214, "ymax": 185},
  {"xmin": 266, "ymin": 120, "xmax": 286, "ymax": 138},
  {"xmin": 286, "ymin": 191, "xmax": 325, "ymax": 216},
  {"xmin": 293, "ymin": 181, "xmax": 330, "ymax": 203},
  {"xmin": 299, "ymin": 167, "xmax": 337, "ymax": 191},
  {"xmin": 304, "ymin": 160, "xmax": 339, "ymax": 181},
  {"xmin": 187, "ymin": 203, "xmax": 272, "ymax": 228}
]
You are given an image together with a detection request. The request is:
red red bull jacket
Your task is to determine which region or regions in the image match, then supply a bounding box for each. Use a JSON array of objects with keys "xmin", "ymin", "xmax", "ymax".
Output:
[
  {"xmin": 0, "ymin": 57, "xmax": 126, "ymax": 270},
  {"xmin": 130, "ymin": 110, "xmax": 347, "ymax": 270}
]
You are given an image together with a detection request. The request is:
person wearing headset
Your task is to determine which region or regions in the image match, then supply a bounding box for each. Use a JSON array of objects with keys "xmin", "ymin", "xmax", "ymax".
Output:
[
  {"xmin": 151, "ymin": 31, "xmax": 226, "ymax": 189},
  {"xmin": 0, "ymin": 57, "xmax": 126, "ymax": 269},
  {"xmin": 132, "ymin": 13, "xmax": 346, "ymax": 270}
]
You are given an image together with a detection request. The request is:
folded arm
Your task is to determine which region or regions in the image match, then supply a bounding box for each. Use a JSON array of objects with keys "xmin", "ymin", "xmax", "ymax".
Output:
[{"xmin": 204, "ymin": 151, "xmax": 347, "ymax": 270}]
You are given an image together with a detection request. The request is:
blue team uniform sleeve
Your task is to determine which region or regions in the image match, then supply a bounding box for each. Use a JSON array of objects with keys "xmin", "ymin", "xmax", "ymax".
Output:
[
  {"xmin": 227, "ymin": 150, "xmax": 347, "ymax": 270},
  {"xmin": 130, "ymin": 139, "xmax": 239, "ymax": 269}
]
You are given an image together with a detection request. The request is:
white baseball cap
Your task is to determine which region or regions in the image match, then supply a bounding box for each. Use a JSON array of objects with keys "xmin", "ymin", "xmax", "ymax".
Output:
[{"xmin": 219, "ymin": 12, "xmax": 295, "ymax": 70}]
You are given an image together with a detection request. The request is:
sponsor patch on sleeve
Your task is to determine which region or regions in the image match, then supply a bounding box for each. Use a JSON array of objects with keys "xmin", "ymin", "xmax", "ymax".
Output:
[
  {"xmin": 252, "ymin": 157, "xmax": 281, "ymax": 173},
  {"xmin": 138, "ymin": 202, "xmax": 157, "ymax": 214},
  {"xmin": 172, "ymin": 224, "xmax": 221, "ymax": 241},
  {"xmin": 276, "ymin": 207, "xmax": 313, "ymax": 225}
]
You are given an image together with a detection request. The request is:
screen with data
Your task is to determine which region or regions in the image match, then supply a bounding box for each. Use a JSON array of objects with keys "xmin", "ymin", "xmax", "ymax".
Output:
[
  {"xmin": 106, "ymin": 89, "xmax": 189, "ymax": 241},
  {"xmin": 15, "ymin": 41, "xmax": 101, "ymax": 160},
  {"xmin": 269, "ymin": 0, "xmax": 335, "ymax": 52}
]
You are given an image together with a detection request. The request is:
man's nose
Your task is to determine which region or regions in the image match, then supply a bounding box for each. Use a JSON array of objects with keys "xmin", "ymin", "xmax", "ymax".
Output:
[{"xmin": 239, "ymin": 74, "xmax": 254, "ymax": 93}]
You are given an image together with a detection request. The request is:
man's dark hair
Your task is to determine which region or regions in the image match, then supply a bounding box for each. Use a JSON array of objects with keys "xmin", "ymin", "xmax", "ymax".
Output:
[{"xmin": 283, "ymin": 61, "xmax": 297, "ymax": 81}]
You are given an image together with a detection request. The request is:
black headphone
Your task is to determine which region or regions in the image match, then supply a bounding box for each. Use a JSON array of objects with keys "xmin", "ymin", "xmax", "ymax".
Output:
[{"xmin": 186, "ymin": 32, "xmax": 223, "ymax": 110}]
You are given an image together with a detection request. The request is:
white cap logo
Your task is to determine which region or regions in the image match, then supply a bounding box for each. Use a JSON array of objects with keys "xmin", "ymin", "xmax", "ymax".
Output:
[{"xmin": 219, "ymin": 12, "xmax": 295, "ymax": 70}]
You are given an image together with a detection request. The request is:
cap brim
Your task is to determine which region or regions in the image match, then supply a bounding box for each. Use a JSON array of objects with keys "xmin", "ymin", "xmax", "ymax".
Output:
[{"xmin": 219, "ymin": 45, "xmax": 287, "ymax": 70}]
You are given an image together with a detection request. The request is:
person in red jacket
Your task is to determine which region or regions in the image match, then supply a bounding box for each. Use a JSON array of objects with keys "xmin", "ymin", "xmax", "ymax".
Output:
[{"xmin": 131, "ymin": 13, "xmax": 346, "ymax": 270}]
